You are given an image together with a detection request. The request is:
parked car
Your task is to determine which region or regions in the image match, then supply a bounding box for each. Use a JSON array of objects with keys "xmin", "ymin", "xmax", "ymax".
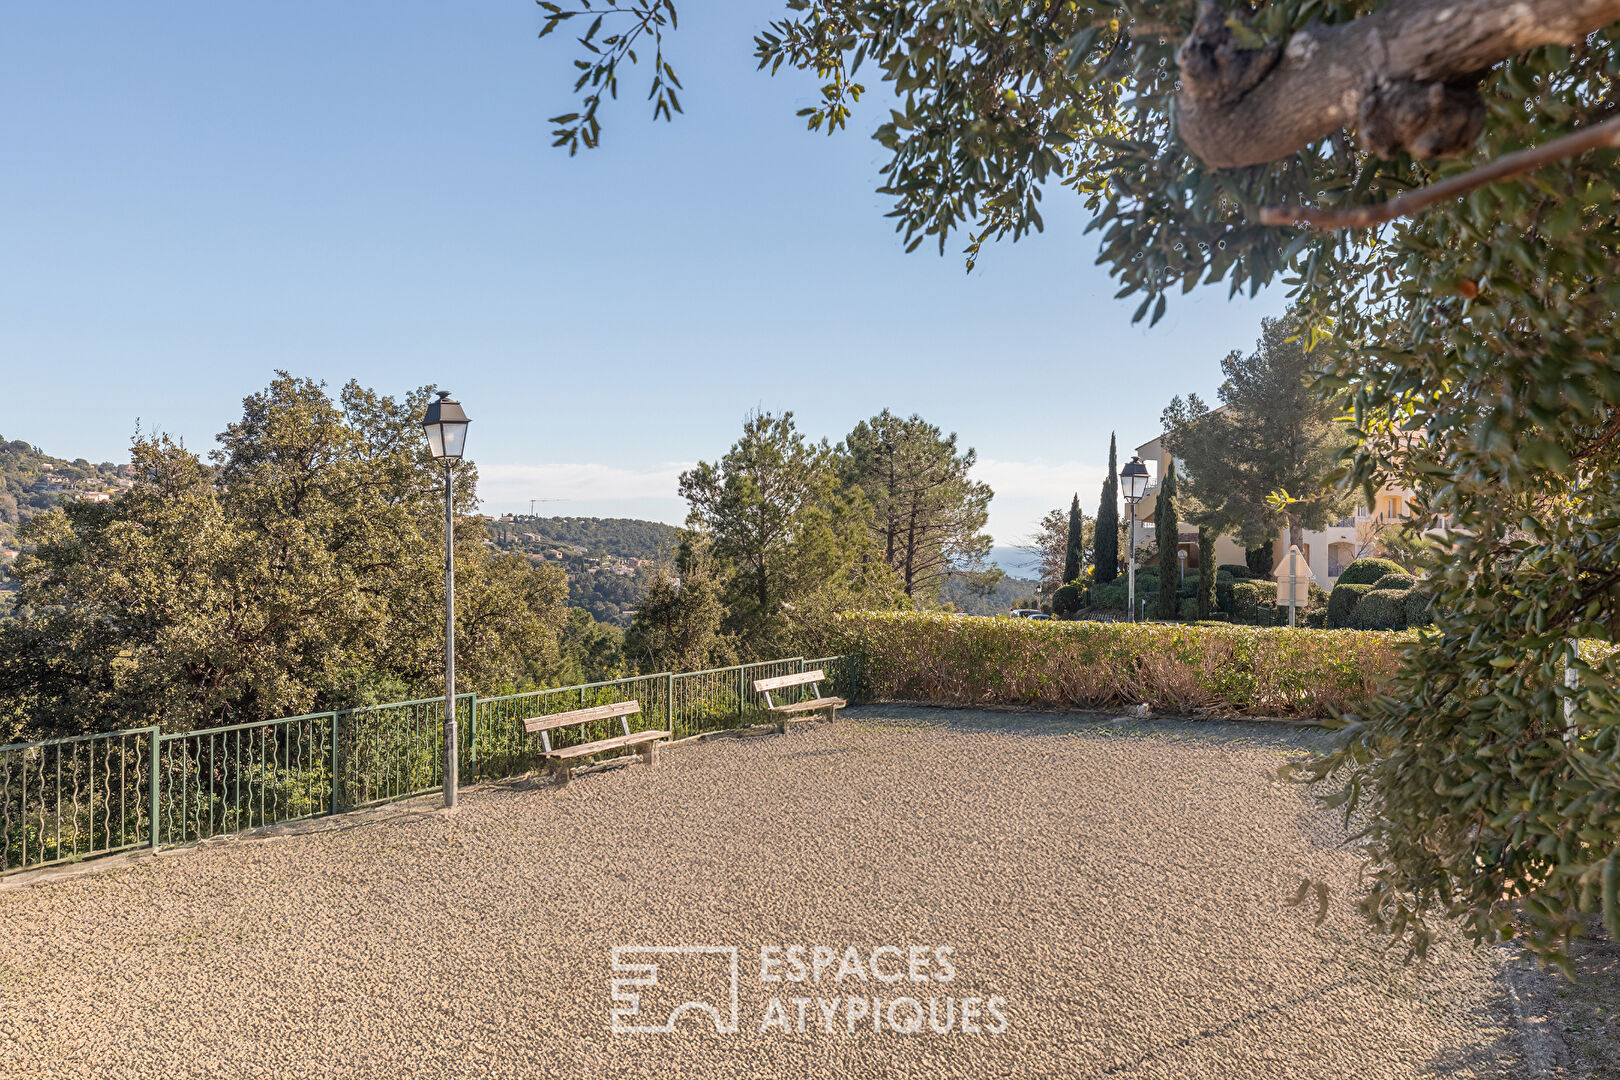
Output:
[{"xmin": 1008, "ymin": 609, "xmax": 1049, "ymax": 619}]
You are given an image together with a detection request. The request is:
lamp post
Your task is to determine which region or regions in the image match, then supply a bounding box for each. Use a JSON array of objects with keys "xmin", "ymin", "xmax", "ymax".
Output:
[
  {"xmin": 421, "ymin": 391, "xmax": 471, "ymax": 809},
  {"xmin": 1120, "ymin": 455, "xmax": 1150, "ymax": 623},
  {"xmin": 1177, "ymin": 547, "xmax": 1187, "ymax": 587}
]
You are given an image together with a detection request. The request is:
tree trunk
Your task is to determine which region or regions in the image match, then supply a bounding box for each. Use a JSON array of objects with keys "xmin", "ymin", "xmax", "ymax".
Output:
[{"xmin": 1175, "ymin": 0, "xmax": 1620, "ymax": 167}]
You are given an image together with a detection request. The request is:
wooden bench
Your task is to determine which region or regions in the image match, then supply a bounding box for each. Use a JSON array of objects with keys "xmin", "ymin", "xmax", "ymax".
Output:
[
  {"xmin": 522, "ymin": 700, "xmax": 669, "ymax": 785},
  {"xmin": 752, "ymin": 669, "xmax": 846, "ymax": 733}
]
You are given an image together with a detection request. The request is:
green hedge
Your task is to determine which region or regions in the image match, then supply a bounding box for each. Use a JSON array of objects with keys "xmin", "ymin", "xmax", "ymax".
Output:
[
  {"xmin": 1335, "ymin": 557, "xmax": 1406, "ymax": 586},
  {"xmin": 1327, "ymin": 583, "xmax": 1373, "ymax": 628},
  {"xmin": 1349, "ymin": 587, "xmax": 1408, "ymax": 630},
  {"xmin": 1404, "ymin": 589, "xmax": 1434, "ymax": 627},
  {"xmin": 826, "ymin": 611, "xmax": 1405, "ymax": 718}
]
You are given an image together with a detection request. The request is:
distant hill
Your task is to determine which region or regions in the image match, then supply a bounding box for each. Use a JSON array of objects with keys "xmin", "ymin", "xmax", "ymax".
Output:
[
  {"xmin": 485, "ymin": 516, "xmax": 680, "ymax": 626},
  {"xmin": 936, "ymin": 573, "xmax": 1038, "ymax": 616},
  {"xmin": 0, "ymin": 437, "xmax": 132, "ymax": 613},
  {"xmin": 485, "ymin": 515, "xmax": 678, "ymax": 562},
  {"xmin": 989, "ymin": 545, "xmax": 1039, "ymax": 577}
]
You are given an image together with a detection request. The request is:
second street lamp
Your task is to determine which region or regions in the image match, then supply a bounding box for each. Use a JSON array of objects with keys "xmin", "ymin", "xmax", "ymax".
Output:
[
  {"xmin": 421, "ymin": 390, "xmax": 471, "ymax": 809},
  {"xmin": 1120, "ymin": 455, "xmax": 1151, "ymax": 624}
]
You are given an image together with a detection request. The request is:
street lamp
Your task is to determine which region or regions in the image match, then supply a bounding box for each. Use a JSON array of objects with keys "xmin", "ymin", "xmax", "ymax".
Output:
[
  {"xmin": 421, "ymin": 390, "xmax": 470, "ymax": 809},
  {"xmin": 1177, "ymin": 547, "xmax": 1187, "ymax": 587},
  {"xmin": 1120, "ymin": 455, "xmax": 1151, "ymax": 623}
]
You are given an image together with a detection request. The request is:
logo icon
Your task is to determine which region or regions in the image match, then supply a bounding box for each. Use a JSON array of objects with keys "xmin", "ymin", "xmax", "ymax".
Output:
[{"xmin": 610, "ymin": 946, "xmax": 740, "ymax": 1034}]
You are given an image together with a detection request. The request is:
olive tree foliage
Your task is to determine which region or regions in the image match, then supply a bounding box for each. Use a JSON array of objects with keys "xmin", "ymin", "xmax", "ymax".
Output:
[
  {"xmin": 540, "ymin": 0, "xmax": 1620, "ymax": 961},
  {"xmin": 0, "ymin": 376, "xmax": 570, "ymax": 740}
]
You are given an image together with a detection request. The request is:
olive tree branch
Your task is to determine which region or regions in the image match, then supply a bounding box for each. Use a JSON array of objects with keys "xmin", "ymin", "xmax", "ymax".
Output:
[
  {"xmin": 1257, "ymin": 112, "xmax": 1620, "ymax": 229},
  {"xmin": 539, "ymin": 0, "xmax": 682, "ymax": 154}
]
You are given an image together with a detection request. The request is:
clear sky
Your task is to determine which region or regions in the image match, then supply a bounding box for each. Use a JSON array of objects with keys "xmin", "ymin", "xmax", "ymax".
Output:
[{"xmin": 1, "ymin": 2, "xmax": 1284, "ymax": 547}]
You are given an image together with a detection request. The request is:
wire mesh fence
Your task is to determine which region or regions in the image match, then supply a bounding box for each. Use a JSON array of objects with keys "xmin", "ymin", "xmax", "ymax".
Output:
[{"xmin": 1, "ymin": 654, "xmax": 859, "ymax": 875}]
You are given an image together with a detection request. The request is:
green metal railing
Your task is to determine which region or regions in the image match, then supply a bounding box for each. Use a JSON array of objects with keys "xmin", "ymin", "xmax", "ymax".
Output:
[{"xmin": 1, "ymin": 654, "xmax": 860, "ymax": 875}]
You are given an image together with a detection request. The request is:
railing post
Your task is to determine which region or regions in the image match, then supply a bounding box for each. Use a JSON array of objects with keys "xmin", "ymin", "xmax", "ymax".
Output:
[
  {"xmin": 330, "ymin": 711, "xmax": 341, "ymax": 816},
  {"xmin": 148, "ymin": 726, "xmax": 161, "ymax": 851},
  {"xmin": 665, "ymin": 672, "xmax": 675, "ymax": 739},
  {"xmin": 469, "ymin": 693, "xmax": 479, "ymax": 782}
]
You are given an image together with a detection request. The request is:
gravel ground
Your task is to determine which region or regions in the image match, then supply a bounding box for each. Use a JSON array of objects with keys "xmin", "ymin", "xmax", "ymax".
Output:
[{"xmin": 0, "ymin": 708, "xmax": 1536, "ymax": 1079}]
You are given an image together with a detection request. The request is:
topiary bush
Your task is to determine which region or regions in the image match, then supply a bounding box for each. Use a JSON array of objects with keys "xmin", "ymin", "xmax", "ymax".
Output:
[
  {"xmin": 1230, "ymin": 580, "xmax": 1280, "ymax": 625},
  {"xmin": 1051, "ymin": 584, "xmax": 1083, "ymax": 619},
  {"xmin": 1335, "ymin": 557, "xmax": 1406, "ymax": 587},
  {"xmin": 1090, "ymin": 580, "xmax": 1126, "ymax": 610},
  {"xmin": 1218, "ymin": 563, "xmax": 1255, "ymax": 580},
  {"xmin": 1404, "ymin": 589, "xmax": 1435, "ymax": 628},
  {"xmin": 1349, "ymin": 588, "xmax": 1408, "ymax": 630},
  {"xmin": 1371, "ymin": 572, "xmax": 1417, "ymax": 591},
  {"xmin": 1327, "ymin": 583, "xmax": 1373, "ymax": 628}
]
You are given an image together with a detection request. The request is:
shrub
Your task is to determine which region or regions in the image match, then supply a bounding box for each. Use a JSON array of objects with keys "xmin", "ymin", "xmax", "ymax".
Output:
[
  {"xmin": 1179, "ymin": 597, "xmax": 1198, "ymax": 620},
  {"xmin": 1052, "ymin": 584, "xmax": 1083, "ymax": 618},
  {"xmin": 1349, "ymin": 588, "xmax": 1408, "ymax": 630},
  {"xmin": 1218, "ymin": 563, "xmax": 1255, "ymax": 580},
  {"xmin": 1230, "ymin": 580, "xmax": 1279, "ymax": 625},
  {"xmin": 824, "ymin": 611, "xmax": 1403, "ymax": 718},
  {"xmin": 1327, "ymin": 583, "xmax": 1373, "ymax": 628},
  {"xmin": 1404, "ymin": 589, "xmax": 1434, "ymax": 628},
  {"xmin": 1335, "ymin": 557, "xmax": 1406, "ymax": 587},
  {"xmin": 1090, "ymin": 580, "xmax": 1126, "ymax": 611},
  {"xmin": 1371, "ymin": 572, "xmax": 1417, "ymax": 591}
]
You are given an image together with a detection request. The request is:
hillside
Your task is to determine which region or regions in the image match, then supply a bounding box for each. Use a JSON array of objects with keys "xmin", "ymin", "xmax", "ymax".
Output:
[
  {"xmin": 1, "ymin": 438, "xmax": 132, "ymax": 610},
  {"xmin": 484, "ymin": 516, "xmax": 678, "ymax": 561},
  {"xmin": 935, "ymin": 573, "xmax": 1039, "ymax": 616},
  {"xmin": 486, "ymin": 515, "xmax": 680, "ymax": 625}
]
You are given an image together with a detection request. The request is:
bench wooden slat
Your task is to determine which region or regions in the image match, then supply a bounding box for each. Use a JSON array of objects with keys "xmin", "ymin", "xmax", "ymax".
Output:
[
  {"xmin": 544, "ymin": 729, "xmax": 669, "ymax": 760},
  {"xmin": 752, "ymin": 669, "xmax": 826, "ymax": 692},
  {"xmin": 523, "ymin": 699, "xmax": 641, "ymax": 733},
  {"xmin": 771, "ymin": 696, "xmax": 846, "ymax": 714}
]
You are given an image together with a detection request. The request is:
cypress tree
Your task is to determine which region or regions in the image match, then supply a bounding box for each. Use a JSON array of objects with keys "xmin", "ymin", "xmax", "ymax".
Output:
[
  {"xmin": 1196, "ymin": 526, "xmax": 1217, "ymax": 620},
  {"xmin": 1094, "ymin": 434, "xmax": 1119, "ymax": 584},
  {"xmin": 1062, "ymin": 493, "xmax": 1083, "ymax": 585},
  {"xmin": 1155, "ymin": 460, "xmax": 1179, "ymax": 619}
]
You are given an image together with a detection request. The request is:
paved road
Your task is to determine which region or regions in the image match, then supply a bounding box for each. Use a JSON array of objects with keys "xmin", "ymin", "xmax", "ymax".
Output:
[{"xmin": 0, "ymin": 708, "xmax": 1526, "ymax": 1078}]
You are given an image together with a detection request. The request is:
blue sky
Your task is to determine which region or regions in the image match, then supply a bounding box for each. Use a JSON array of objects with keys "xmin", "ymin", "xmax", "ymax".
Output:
[{"xmin": 1, "ymin": 2, "xmax": 1284, "ymax": 546}]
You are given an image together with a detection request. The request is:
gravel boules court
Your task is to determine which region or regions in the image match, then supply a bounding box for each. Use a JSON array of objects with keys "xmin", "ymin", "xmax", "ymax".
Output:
[{"xmin": 0, "ymin": 708, "xmax": 1531, "ymax": 1079}]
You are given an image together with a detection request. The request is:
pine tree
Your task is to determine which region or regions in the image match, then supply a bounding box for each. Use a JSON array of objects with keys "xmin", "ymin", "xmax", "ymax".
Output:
[
  {"xmin": 1154, "ymin": 460, "xmax": 1179, "ymax": 619},
  {"xmin": 1093, "ymin": 434, "xmax": 1119, "ymax": 584},
  {"xmin": 1062, "ymin": 494, "xmax": 1083, "ymax": 585}
]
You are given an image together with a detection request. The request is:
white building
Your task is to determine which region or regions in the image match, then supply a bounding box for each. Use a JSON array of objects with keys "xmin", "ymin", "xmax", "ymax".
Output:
[{"xmin": 1129, "ymin": 432, "xmax": 1417, "ymax": 589}]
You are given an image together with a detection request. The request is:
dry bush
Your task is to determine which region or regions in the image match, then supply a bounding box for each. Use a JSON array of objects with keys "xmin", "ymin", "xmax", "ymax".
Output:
[{"xmin": 827, "ymin": 612, "xmax": 1403, "ymax": 719}]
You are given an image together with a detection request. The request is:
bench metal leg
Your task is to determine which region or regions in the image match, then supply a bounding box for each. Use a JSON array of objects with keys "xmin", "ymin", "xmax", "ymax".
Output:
[{"xmin": 636, "ymin": 741, "xmax": 659, "ymax": 767}]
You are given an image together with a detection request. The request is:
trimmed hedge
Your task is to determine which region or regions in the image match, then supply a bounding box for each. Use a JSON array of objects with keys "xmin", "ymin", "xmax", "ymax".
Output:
[
  {"xmin": 1052, "ymin": 584, "xmax": 1084, "ymax": 618},
  {"xmin": 1404, "ymin": 589, "xmax": 1434, "ymax": 627},
  {"xmin": 826, "ymin": 611, "xmax": 1404, "ymax": 718},
  {"xmin": 1335, "ymin": 557, "xmax": 1405, "ymax": 586},
  {"xmin": 1327, "ymin": 583, "xmax": 1373, "ymax": 628},
  {"xmin": 1371, "ymin": 572, "xmax": 1416, "ymax": 590},
  {"xmin": 1349, "ymin": 588, "xmax": 1407, "ymax": 630}
]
